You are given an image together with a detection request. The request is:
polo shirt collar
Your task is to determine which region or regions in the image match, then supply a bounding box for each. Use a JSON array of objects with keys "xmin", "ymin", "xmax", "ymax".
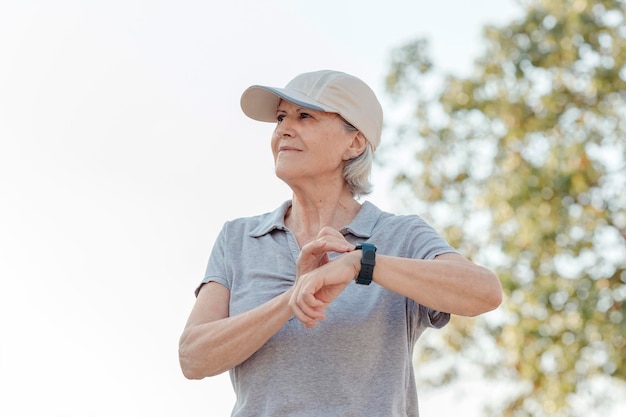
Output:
[
  {"xmin": 340, "ymin": 201, "xmax": 380, "ymax": 238},
  {"xmin": 249, "ymin": 200, "xmax": 382, "ymax": 239},
  {"xmin": 248, "ymin": 200, "xmax": 291, "ymax": 237}
]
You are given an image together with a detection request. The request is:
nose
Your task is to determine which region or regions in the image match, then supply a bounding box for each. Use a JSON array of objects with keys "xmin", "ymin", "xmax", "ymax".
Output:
[{"xmin": 275, "ymin": 116, "xmax": 295, "ymax": 137}]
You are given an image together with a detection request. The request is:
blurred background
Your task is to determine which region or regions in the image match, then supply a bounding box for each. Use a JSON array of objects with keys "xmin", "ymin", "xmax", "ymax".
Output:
[{"xmin": 1, "ymin": 1, "xmax": 624, "ymax": 416}]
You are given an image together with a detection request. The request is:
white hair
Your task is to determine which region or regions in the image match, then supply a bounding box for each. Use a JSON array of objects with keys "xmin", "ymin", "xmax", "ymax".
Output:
[{"xmin": 341, "ymin": 119, "xmax": 374, "ymax": 198}]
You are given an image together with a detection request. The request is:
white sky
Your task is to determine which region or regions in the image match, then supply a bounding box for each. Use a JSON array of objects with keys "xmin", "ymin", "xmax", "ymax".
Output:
[{"xmin": 0, "ymin": 1, "xmax": 565, "ymax": 416}]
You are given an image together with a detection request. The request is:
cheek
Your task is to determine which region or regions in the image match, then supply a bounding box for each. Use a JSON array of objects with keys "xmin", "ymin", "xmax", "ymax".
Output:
[{"xmin": 270, "ymin": 131, "xmax": 280, "ymax": 158}]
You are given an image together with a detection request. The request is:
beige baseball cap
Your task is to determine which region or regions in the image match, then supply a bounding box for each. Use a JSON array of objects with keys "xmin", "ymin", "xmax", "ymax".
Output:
[{"xmin": 240, "ymin": 70, "xmax": 383, "ymax": 151}]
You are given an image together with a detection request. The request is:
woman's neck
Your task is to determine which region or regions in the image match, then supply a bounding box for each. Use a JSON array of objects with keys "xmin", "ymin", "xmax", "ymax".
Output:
[{"xmin": 285, "ymin": 188, "xmax": 361, "ymax": 248}]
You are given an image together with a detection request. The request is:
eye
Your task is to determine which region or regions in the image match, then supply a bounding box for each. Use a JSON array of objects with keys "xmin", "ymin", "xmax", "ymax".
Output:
[
  {"xmin": 299, "ymin": 112, "xmax": 312, "ymax": 119},
  {"xmin": 276, "ymin": 114, "xmax": 285, "ymax": 123}
]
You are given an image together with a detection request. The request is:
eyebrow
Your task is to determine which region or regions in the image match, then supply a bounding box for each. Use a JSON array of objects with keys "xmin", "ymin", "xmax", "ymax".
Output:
[{"xmin": 276, "ymin": 106, "xmax": 315, "ymax": 114}]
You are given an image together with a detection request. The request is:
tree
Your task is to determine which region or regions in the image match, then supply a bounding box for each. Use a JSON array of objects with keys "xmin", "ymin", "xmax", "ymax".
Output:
[{"xmin": 383, "ymin": 0, "xmax": 626, "ymax": 415}]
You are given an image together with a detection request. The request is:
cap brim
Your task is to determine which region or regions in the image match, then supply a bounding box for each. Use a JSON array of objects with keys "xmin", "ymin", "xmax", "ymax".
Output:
[{"xmin": 240, "ymin": 85, "xmax": 327, "ymax": 122}]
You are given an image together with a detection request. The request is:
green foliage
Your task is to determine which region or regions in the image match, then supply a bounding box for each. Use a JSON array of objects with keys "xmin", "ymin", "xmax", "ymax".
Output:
[{"xmin": 384, "ymin": 0, "xmax": 626, "ymax": 415}]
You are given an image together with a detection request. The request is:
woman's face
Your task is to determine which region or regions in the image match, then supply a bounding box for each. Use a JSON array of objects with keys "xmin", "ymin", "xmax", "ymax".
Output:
[{"xmin": 271, "ymin": 100, "xmax": 359, "ymax": 187}]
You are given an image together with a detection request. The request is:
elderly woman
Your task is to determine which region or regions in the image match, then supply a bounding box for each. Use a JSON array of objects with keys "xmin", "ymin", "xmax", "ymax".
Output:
[{"xmin": 179, "ymin": 70, "xmax": 502, "ymax": 416}]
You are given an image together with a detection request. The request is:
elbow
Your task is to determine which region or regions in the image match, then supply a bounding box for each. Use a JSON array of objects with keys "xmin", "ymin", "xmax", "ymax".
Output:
[
  {"xmin": 489, "ymin": 271, "xmax": 504, "ymax": 309},
  {"xmin": 178, "ymin": 334, "xmax": 211, "ymax": 380},
  {"xmin": 482, "ymin": 288, "xmax": 503, "ymax": 315},
  {"xmin": 179, "ymin": 347, "xmax": 206, "ymax": 380},
  {"xmin": 178, "ymin": 343, "xmax": 225, "ymax": 380},
  {"xmin": 181, "ymin": 367, "xmax": 214, "ymax": 380},
  {"xmin": 464, "ymin": 271, "xmax": 502, "ymax": 317},
  {"xmin": 179, "ymin": 351, "xmax": 221, "ymax": 380},
  {"xmin": 180, "ymin": 365, "xmax": 204, "ymax": 380},
  {"xmin": 183, "ymin": 365, "xmax": 225, "ymax": 380},
  {"xmin": 179, "ymin": 333, "xmax": 200, "ymax": 380},
  {"xmin": 478, "ymin": 271, "xmax": 503, "ymax": 314},
  {"xmin": 179, "ymin": 360, "xmax": 203, "ymax": 380}
]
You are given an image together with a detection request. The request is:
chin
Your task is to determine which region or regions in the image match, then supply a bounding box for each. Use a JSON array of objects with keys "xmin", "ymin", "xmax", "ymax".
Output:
[{"xmin": 274, "ymin": 165, "xmax": 304, "ymax": 184}]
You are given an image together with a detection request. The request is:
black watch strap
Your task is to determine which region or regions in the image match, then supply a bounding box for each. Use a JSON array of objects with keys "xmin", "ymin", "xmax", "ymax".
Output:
[{"xmin": 355, "ymin": 243, "xmax": 376, "ymax": 285}]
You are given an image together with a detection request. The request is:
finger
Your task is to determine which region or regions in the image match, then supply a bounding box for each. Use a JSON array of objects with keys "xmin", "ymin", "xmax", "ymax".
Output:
[
  {"xmin": 290, "ymin": 284, "xmax": 327, "ymax": 326},
  {"xmin": 301, "ymin": 293, "xmax": 326, "ymax": 312},
  {"xmin": 300, "ymin": 240, "xmax": 328, "ymax": 258},
  {"xmin": 289, "ymin": 286, "xmax": 317, "ymax": 325},
  {"xmin": 317, "ymin": 226, "xmax": 344, "ymax": 239},
  {"xmin": 316, "ymin": 237, "xmax": 354, "ymax": 254},
  {"xmin": 290, "ymin": 297, "xmax": 323, "ymax": 328},
  {"xmin": 295, "ymin": 293, "xmax": 326, "ymax": 322},
  {"xmin": 317, "ymin": 228, "xmax": 351, "ymax": 245}
]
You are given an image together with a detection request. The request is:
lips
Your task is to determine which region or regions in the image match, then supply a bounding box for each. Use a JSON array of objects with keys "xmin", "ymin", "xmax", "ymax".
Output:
[{"xmin": 278, "ymin": 146, "xmax": 301, "ymax": 152}]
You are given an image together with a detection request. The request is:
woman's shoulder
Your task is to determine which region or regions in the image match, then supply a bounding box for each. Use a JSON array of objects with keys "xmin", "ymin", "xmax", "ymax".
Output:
[
  {"xmin": 361, "ymin": 201, "xmax": 432, "ymax": 229},
  {"xmin": 222, "ymin": 200, "xmax": 291, "ymax": 236}
]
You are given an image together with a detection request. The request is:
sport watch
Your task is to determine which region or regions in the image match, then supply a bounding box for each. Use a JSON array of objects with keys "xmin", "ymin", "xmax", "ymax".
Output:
[{"xmin": 354, "ymin": 243, "xmax": 376, "ymax": 285}]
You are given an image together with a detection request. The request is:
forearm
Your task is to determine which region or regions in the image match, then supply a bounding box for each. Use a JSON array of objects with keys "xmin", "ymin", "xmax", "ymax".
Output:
[
  {"xmin": 372, "ymin": 253, "xmax": 502, "ymax": 317},
  {"xmin": 179, "ymin": 289, "xmax": 293, "ymax": 379}
]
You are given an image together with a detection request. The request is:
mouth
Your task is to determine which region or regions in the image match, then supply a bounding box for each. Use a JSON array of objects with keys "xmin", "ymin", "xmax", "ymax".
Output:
[{"xmin": 278, "ymin": 146, "xmax": 300, "ymax": 152}]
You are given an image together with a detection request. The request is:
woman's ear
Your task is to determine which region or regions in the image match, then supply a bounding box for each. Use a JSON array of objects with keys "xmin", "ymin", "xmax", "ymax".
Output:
[{"xmin": 343, "ymin": 131, "xmax": 368, "ymax": 160}]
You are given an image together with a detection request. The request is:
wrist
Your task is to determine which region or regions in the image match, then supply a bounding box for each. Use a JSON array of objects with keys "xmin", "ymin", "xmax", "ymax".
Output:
[{"xmin": 348, "ymin": 250, "xmax": 362, "ymax": 276}]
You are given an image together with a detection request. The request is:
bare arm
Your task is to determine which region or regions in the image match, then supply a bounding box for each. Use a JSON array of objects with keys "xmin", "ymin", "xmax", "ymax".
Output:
[
  {"xmin": 375, "ymin": 252, "xmax": 502, "ymax": 317},
  {"xmin": 178, "ymin": 282, "xmax": 293, "ymax": 379},
  {"xmin": 291, "ymin": 250, "xmax": 503, "ymax": 327}
]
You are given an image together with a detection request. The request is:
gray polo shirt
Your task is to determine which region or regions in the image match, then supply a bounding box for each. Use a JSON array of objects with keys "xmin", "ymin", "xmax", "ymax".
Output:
[{"xmin": 199, "ymin": 200, "xmax": 456, "ymax": 417}]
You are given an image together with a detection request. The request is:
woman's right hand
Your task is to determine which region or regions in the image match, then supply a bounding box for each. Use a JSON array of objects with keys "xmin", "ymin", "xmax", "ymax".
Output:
[{"xmin": 296, "ymin": 226, "xmax": 354, "ymax": 279}]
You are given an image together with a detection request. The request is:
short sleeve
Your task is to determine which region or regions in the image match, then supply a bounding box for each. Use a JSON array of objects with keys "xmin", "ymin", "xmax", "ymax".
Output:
[{"xmin": 194, "ymin": 223, "xmax": 231, "ymax": 297}]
